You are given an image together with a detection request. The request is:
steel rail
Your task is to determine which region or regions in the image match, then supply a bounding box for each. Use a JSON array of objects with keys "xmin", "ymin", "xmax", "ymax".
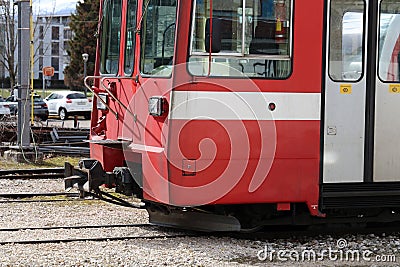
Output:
[
  {"xmin": 0, "ymin": 192, "xmax": 79, "ymax": 199},
  {"xmin": 0, "ymin": 173, "xmax": 64, "ymax": 180},
  {"xmin": 39, "ymin": 142, "xmax": 88, "ymax": 147},
  {"xmin": 0, "ymin": 223, "xmax": 153, "ymax": 232},
  {"xmin": 0, "ymin": 168, "xmax": 64, "ymax": 176},
  {"xmin": 0, "ymin": 234, "xmax": 194, "ymax": 245},
  {"xmin": 0, "ymin": 199, "xmax": 89, "ymax": 204}
]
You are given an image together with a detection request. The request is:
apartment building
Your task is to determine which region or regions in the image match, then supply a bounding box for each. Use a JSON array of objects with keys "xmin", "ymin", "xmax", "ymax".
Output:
[{"xmin": 34, "ymin": 14, "xmax": 72, "ymax": 82}]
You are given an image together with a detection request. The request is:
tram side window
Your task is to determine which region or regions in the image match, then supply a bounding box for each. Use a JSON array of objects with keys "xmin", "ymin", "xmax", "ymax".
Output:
[
  {"xmin": 378, "ymin": 0, "xmax": 400, "ymax": 82},
  {"xmin": 100, "ymin": 0, "xmax": 122, "ymax": 75},
  {"xmin": 140, "ymin": 0, "xmax": 177, "ymax": 77},
  {"xmin": 124, "ymin": 0, "xmax": 138, "ymax": 75},
  {"xmin": 189, "ymin": 0, "xmax": 292, "ymax": 78},
  {"xmin": 328, "ymin": 1, "xmax": 364, "ymax": 82}
]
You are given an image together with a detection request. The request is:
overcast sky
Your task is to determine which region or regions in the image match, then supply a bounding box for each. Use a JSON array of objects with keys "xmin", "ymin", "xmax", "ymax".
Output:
[{"xmin": 33, "ymin": 0, "xmax": 78, "ymax": 14}]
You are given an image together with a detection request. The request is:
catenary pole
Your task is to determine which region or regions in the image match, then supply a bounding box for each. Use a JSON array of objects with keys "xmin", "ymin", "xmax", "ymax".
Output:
[{"xmin": 16, "ymin": 0, "xmax": 31, "ymax": 147}]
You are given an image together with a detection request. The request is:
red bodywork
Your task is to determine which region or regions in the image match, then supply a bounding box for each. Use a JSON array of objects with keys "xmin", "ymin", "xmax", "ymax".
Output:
[{"xmin": 89, "ymin": 0, "xmax": 325, "ymax": 217}]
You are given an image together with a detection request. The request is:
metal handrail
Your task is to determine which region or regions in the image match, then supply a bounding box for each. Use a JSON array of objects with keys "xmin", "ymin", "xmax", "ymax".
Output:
[
  {"xmin": 84, "ymin": 76, "xmax": 119, "ymax": 119},
  {"xmin": 99, "ymin": 77, "xmax": 134, "ymax": 116}
]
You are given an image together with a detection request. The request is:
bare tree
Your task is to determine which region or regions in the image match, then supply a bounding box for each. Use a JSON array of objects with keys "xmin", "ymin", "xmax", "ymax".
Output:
[
  {"xmin": 0, "ymin": 0, "xmax": 55, "ymax": 90},
  {"xmin": 0, "ymin": 0, "xmax": 17, "ymax": 89}
]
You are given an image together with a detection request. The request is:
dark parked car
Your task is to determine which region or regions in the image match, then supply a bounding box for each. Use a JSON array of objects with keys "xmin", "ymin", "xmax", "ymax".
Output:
[
  {"xmin": 4, "ymin": 96, "xmax": 17, "ymax": 115},
  {"xmin": 4, "ymin": 95, "xmax": 49, "ymax": 121}
]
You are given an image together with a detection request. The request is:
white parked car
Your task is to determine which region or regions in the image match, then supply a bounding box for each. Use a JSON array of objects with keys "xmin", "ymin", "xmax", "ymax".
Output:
[
  {"xmin": 0, "ymin": 98, "xmax": 11, "ymax": 119},
  {"xmin": 44, "ymin": 91, "xmax": 92, "ymax": 120}
]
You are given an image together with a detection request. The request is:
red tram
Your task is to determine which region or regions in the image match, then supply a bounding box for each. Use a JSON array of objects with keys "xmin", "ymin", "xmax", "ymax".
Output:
[{"xmin": 66, "ymin": 0, "xmax": 400, "ymax": 231}]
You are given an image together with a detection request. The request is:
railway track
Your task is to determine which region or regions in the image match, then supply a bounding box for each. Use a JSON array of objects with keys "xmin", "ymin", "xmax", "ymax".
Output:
[
  {"xmin": 0, "ymin": 192, "xmax": 83, "ymax": 203},
  {"xmin": 0, "ymin": 199, "xmax": 86, "ymax": 203},
  {"xmin": 0, "ymin": 223, "xmax": 153, "ymax": 232},
  {"xmin": 0, "ymin": 168, "xmax": 65, "ymax": 180},
  {"xmin": 0, "ymin": 223, "xmax": 196, "ymax": 245},
  {"xmin": 0, "ymin": 234, "xmax": 193, "ymax": 245},
  {"xmin": 0, "ymin": 192, "xmax": 78, "ymax": 199},
  {"xmin": 0, "ymin": 167, "xmax": 140, "ymax": 207},
  {"xmin": 0, "ymin": 167, "xmax": 81, "ymax": 203},
  {"xmin": 0, "ymin": 167, "xmax": 196, "ymax": 246}
]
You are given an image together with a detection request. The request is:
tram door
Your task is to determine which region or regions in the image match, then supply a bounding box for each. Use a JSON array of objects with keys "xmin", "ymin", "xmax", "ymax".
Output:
[{"xmin": 323, "ymin": 0, "xmax": 400, "ymax": 183}]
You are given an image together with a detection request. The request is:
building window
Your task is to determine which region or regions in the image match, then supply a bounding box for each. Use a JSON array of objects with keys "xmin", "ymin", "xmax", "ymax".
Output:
[
  {"xmin": 52, "ymin": 26, "xmax": 59, "ymax": 40},
  {"xmin": 99, "ymin": 0, "xmax": 122, "ymax": 74},
  {"xmin": 52, "ymin": 42, "xmax": 59, "ymax": 56},
  {"xmin": 62, "ymin": 16, "xmax": 71, "ymax": 26},
  {"xmin": 51, "ymin": 57, "xmax": 59, "ymax": 71},
  {"xmin": 140, "ymin": 0, "xmax": 177, "ymax": 76},
  {"xmin": 63, "ymin": 41, "xmax": 69, "ymax": 53},
  {"xmin": 39, "ymin": 41, "xmax": 43, "ymax": 55},
  {"xmin": 39, "ymin": 57, "xmax": 43, "ymax": 70},
  {"xmin": 64, "ymin": 28, "xmax": 72, "ymax": 40},
  {"xmin": 39, "ymin": 26, "xmax": 44, "ymax": 39}
]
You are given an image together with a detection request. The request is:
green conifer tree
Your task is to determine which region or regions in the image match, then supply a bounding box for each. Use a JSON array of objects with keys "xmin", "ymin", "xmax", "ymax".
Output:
[{"xmin": 64, "ymin": 0, "xmax": 99, "ymax": 89}]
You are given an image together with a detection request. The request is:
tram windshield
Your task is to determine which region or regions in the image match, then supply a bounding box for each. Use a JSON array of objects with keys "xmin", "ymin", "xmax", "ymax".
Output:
[
  {"xmin": 99, "ymin": 0, "xmax": 122, "ymax": 75},
  {"xmin": 189, "ymin": 0, "xmax": 292, "ymax": 78},
  {"xmin": 124, "ymin": 0, "xmax": 137, "ymax": 75},
  {"xmin": 140, "ymin": 0, "xmax": 177, "ymax": 77}
]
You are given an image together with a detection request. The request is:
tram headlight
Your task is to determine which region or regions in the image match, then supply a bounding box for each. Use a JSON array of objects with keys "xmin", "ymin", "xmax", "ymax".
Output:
[{"xmin": 148, "ymin": 96, "xmax": 166, "ymax": 116}]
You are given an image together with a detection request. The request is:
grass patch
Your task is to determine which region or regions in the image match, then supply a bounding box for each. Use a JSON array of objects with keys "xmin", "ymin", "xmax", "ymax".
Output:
[
  {"xmin": 0, "ymin": 155, "xmax": 81, "ymax": 170},
  {"xmin": 22, "ymin": 195, "xmax": 71, "ymax": 201},
  {"xmin": 16, "ymin": 196, "xmax": 103, "ymax": 206}
]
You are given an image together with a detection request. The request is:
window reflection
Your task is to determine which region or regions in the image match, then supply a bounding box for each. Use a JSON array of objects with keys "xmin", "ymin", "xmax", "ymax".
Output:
[
  {"xmin": 328, "ymin": 1, "xmax": 364, "ymax": 82},
  {"xmin": 378, "ymin": 0, "xmax": 400, "ymax": 82},
  {"xmin": 189, "ymin": 0, "xmax": 292, "ymax": 78},
  {"xmin": 100, "ymin": 0, "xmax": 122, "ymax": 74},
  {"xmin": 140, "ymin": 0, "xmax": 177, "ymax": 77},
  {"xmin": 124, "ymin": 0, "xmax": 137, "ymax": 75}
]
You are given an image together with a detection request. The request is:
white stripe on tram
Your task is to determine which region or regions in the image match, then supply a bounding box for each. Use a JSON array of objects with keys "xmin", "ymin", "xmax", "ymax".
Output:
[{"xmin": 170, "ymin": 91, "xmax": 321, "ymax": 121}]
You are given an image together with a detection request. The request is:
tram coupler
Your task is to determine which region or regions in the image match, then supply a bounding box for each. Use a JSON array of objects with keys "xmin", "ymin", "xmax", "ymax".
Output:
[
  {"xmin": 64, "ymin": 159, "xmax": 115, "ymax": 197},
  {"xmin": 64, "ymin": 160, "xmax": 143, "ymax": 199}
]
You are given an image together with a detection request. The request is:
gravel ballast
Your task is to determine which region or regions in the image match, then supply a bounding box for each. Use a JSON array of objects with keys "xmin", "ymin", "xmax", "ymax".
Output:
[{"xmin": 0, "ymin": 178, "xmax": 399, "ymax": 266}]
